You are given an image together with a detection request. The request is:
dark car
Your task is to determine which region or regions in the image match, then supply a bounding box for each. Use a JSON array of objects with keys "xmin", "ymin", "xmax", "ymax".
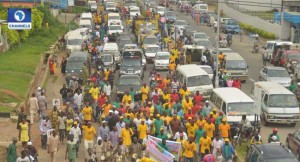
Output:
[
  {"xmin": 116, "ymin": 75, "xmax": 142, "ymax": 99},
  {"xmin": 65, "ymin": 51, "xmax": 90, "ymax": 84},
  {"xmin": 165, "ymin": 11, "xmax": 177, "ymax": 23},
  {"xmin": 246, "ymin": 143, "xmax": 298, "ymax": 162},
  {"xmin": 221, "ymin": 19, "xmax": 241, "ymax": 34},
  {"xmin": 117, "ymin": 34, "xmax": 133, "ymax": 52},
  {"xmin": 286, "ymin": 129, "xmax": 300, "ymax": 160},
  {"xmin": 119, "ymin": 58, "xmax": 144, "ymax": 79}
]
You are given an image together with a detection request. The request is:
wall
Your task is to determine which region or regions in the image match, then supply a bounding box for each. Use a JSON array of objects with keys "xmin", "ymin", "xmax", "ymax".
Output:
[{"xmin": 220, "ymin": 0, "xmax": 282, "ymax": 37}]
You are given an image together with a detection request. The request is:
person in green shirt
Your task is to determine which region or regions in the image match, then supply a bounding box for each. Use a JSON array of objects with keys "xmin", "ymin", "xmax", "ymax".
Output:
[
  {"xmin": 154, "ymin": 114, "xmax": 163, "ymax": 136},
  {"xmin": 129, "ymin": 87, "xmax": 136, "ymax": 103},
  {"xmin": 65, "ymin": 134, "xmax": 77, "ymax": 162},
  {"xmin": 158, "ymin": 139, "xmax": 169, "ymax": 151},
  {"xmin": 113, "ymin": 97, "xmax": 121, "ymax": 109},
  {"xmin": 123, "ymin": 114, "xmax": 131, "ymax": 124},
  {"xmin": 215, "ymin": 112, "xmax": 224, "ymax": 132},
  {"xmin": 166, "ymin": 23, "xmax": 172, "ymax": 36},
  {"xmin": 288, "ymin": 81, "xmax": 298, "ymax": 93},
  {"xmin": 157, "ymin": 128, "xmax": 168, "ymax": 140},
  {"xmin": 194, "ymin": 124, "xmax": 206, "ymax": 144},
  {"xmin": 155, "ymin": 101, "xmax": 163, "ymax": 114},
  {"xmin": 6, "ymin": 137, "xmax": 17, "ymax": 162},
  {"xmin": 163, "ymin": 105, "xmax": 172, "ymax": 116}
]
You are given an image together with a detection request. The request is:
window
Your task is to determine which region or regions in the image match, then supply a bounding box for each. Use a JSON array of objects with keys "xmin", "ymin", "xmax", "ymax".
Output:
[
  {"xmin": 210, "ymin": 92, "xmax": 217, "ymax": 103},
  {"xmin": 222, "ymin": 102, "xmax": 226, "ymax": 114},
  {"xmin": 263, "ymin": 94, "xmax": 268, "ymax": 105},
  {"xmin": 215, "ymin": 97, "xmax": 222, "ymax": 109}
]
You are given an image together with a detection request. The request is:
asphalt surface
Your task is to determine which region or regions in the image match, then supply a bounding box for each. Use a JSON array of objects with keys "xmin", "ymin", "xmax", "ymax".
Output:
[{"xmin": 110, "ymin": 3, "xmax": 299, "ymax": 144}]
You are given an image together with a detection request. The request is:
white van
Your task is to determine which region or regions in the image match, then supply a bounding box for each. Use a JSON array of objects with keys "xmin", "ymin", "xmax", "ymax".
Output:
[
  {"xmin": 264, "ymin": 40, "xmax": 293, "ymax": 61},
  {"xmin": 65, "ymin": 28, "xmax": 91, "ymax": 52},
  {"xmin": 176, "ymin": 64, "xmax": 213, "ymax": 98},
  {"xmin": 79, "ymin": 19, "xmax": 92, "ymax": 30},
  {"xmin": 81, "ymin": 12, "xmax": 93, "ymax": 22},
  {"xmin": 103, "ymin": 43, "xmax": 120, "ymax": 66},
  {"xmin": 154, "ymin": 52, "xmax": 170, "ymax": 70},
  {"xmin": 106, "ymin": 2, "xmax": 117, "ymax": 12},
  {"xmin": 223, "ymin": 52, "xmax": 248, "ymax": 81},
  {"xmin": 251, "ymin": 81, "xmax": 300, "ymax": 126},
  {"xmin": 210, "ymin": 87, "xmax": 258, "ymax": 124},
  {"xmin": 192, "ymin": 4, "xmax": 208, "ymax": 12}
]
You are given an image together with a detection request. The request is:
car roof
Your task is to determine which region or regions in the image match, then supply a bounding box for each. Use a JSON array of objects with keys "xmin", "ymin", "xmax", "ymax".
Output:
[
  {"xmin": 69, "ymin": 51, "xmax": 88, "ymax": 58},
  {"xmin": 254, "ymin": 143, "xmax": 296, "ymax": 160},
  {"xmin": 255, "ymin": 81, "xmax": 294, "ymax": 94},
  {"xmin": 176, "ymin": 64, "xmax": 208, "ymax": 76},
  {"xmin": 175, "ymin": 20, "xmax": 186, "ymax": 22},
  {"xmin": 264, "ymin": 66, "xmax": 287, "ymax": 70},
  {"xmin": 213, "ymin": 88, "xmax": 254, "ymax": 103}
]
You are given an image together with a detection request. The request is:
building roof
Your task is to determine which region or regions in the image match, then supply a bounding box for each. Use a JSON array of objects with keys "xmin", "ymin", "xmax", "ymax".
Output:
[{"xmin": 1, "ymin": 0, "xmax": 41, "ymax": 2}]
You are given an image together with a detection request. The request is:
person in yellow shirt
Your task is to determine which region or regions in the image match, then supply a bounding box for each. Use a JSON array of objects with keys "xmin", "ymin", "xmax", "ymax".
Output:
[
  {"xmin": 186, "ymin": 119, "xmax": 198, "ymax": 138},
  {"xmin": 182, "ymin": 97, "xmax": 193, "ymax": 114},
  {"xmin": 82, "ymin": 103, "xmax": 93, "ymax": 123},
  {"xmin": 179, "ymin": 86, "xmax": 190, "ymax": 99},
  {"xmin": 102, "ymin": 100, "xmax": 112, "ymax": 116},
  {"xmin": 204, "ymin": 119, "xmax": 215, "ymax": 139},
  {"xmin": 120, "ymin": 123, "xmax": 133, "ymax": 147},
  {"xmin": 196, "ymin": 115, "xmax": 206, "ymax": 127},
  {"xmin": 212, "ymin": 108, "xmax": 219, "ymax": 119},
  {"xmin": 171, "ymin": 48, "xmax": 179, "ymax": 58},
  {"xmin": 122, "ymin": 91, "xmax": 132, "ymax": 105},
  {"xmin": 162, "ymin": 92, "xmax": 171, "ymax": 102},
  {"xmin": 89, "ymin": 85, "xmax": 100, "ymax": 101},
  {"xmin": 103, "ymin": 68, "xmax": 110, "ymax": 80},
  {"xmin": 140, "ymin": 83, "xmax": 150, "ymax": 103},
  {"xmin": 169, "ymin": 61, "xmax": 176, "ymax": 72},
  {"xmin": 218, "ymin": 52, "xmax": 225, "ymax": 66},
  {"xmin": 218, "ymin": 118, "xmax": 231, "ymax": 139},
  {"xmin": 137, "ymin": 119, "xmax": 148, "ymax": 141},
  {"xmin": 82, "ymin": 122, "xmax": 96, "ymax": 156},
  {"xmin": 199, "ymin": 132, "xmax": 212, "ymax": 157},
  {"xmin": 163, "ymin": 75, "xmax": 171, "ymax": 85},
  {"xmin": 170, "ymin": 53, "xmax": 177, "ymax": 62},
  {"xmin": 183, "ymin": 137, "xmax": 197, "ymax": 161}
]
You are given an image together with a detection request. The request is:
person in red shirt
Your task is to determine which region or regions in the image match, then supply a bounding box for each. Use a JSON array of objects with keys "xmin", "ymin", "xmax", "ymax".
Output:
[
  {"xmin": 151, "ymin": 88, "xmax": 159, "ymax": 103},
  {"xmin": 193, "ymin": 90, "xmax": 203, "ymax": 105},
  {"xmin": 170, "ymin": 90, "xmax": 179, "ymax": 102},
  {"xmin": 233, "ymin": 78, "xmax": 241, "ymax": 89},
  {"xmin": 206, "ymin": 112, "xmax": 216, "ymax": 124},
  {"xmin": 184, "ymin": 109, "xmax": 195, "ymax": 120},
  {"xmin": 156, "ymin": 73, "xmax": 162, "ymax": 81},
  {"xmin": 192, "ymin": 101, "xmax": 201, "ymax": 114},
  {"xmin": 118, "ymin": 103, "xmax": 127, "ymax": 115},
  {"xmin": 157, "ymin": 80, "xmax": 165, "ymax": 90},
  {"xmin": 97, "ymin": 93, "xmax": 107, "ymax": 108}
]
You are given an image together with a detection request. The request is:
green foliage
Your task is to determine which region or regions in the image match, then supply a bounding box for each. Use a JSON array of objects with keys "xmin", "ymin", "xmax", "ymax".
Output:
[
  {"xmin": 1, "ymin": 25, "xmax": 19, "ymax": 45},
  {"xmin": 240, "ymin": 23, "xmax": 277, "ymax": 39},
  {"xmin": 31, "ymin": 8, "xmax": 43, "ymax": 32}
]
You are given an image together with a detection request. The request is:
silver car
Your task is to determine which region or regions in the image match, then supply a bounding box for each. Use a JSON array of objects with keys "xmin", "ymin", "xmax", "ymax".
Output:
[
  {"xmin": 259, "ymin": 66, "xmax": 292, "ymax": 87},
  {"xmin": 174, "ymin": 20, "xmax": 189, "ymax": 30},
  {"xmin": 192, "ymin": 32, "xmax": 209, "ymax": 43}
]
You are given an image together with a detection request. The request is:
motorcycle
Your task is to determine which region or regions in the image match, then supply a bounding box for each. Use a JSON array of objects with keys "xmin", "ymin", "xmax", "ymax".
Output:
[{"xmin": 252, "ymin": 45, "xmax": 259, "ymax": 53}]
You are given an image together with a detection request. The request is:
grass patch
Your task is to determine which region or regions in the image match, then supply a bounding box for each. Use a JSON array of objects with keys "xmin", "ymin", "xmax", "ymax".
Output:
[
  {"xmin": 0, "ymin": 15, "xmax": 68, "ymax": 101},
  {"xmin": 236, "ymin": 143, "xmax": 248, "ymax": 162},
  {"xmin": 0, "ymin": 92, "xmax": 20, "ymax": 103},
  {"xmin": 0, "ymin": 106, "xmax": 13, "ymax": 113},
  {"xmin": 52, "ymin": 76, "xmax": 58, "ymax": 83}
]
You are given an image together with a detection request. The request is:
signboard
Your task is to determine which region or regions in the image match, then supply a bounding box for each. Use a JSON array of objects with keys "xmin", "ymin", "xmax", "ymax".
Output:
[
  {"xmin": 8, "ymin": 8, "xmax": 32, "ymax": 30},
  {"xmin": 68, "ymin": 0, "xmax": 74, "ymax": 7},
  {"xmin": 146, "ymin": 138, "xmax": 175, "ymax": 162},
  {"xmin": 148, "ymin": 135, "xmax": 181, "ymax": 161}
]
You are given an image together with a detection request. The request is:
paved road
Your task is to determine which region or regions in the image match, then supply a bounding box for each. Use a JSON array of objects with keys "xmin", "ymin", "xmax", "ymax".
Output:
[{"xmin": 230, "ymin": 0, "xmax": 281, "ymax": 11}]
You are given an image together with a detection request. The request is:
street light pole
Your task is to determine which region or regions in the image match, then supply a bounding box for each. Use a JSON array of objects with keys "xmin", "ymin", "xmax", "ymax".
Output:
[
  {"xmin": 280, "ymin": 0, "xmax": 284, "ymax": 40},
  {"xmin": 215, "ymin": 0, "xmax": 220, "ymax": 88}
]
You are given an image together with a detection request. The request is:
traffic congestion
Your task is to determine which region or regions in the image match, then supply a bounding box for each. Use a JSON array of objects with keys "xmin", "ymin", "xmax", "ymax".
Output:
[{"xmin": 9, "ymin": 0, "xmax": 300, "ymax": 161}]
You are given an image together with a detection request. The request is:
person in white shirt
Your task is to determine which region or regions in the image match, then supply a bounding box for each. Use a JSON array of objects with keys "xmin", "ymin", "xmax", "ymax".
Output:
[
  {"xmin": 116, "ymin": 117, "xmax": 125, "ymax": 136},
  {"xmin": 73, "ymin": 90, "xmax": 83, "ymax": 109},
  {"xmin": 28, "ymin": 93, "xmax": 39, "ymax": 124},
  {"xmin": 16, "ymin": 150, "xmax": 30, "ymax": 162},
  {"xmin": 95, "ymin": 30, "xmax": 100, "ymax": 38},
  {"xmin": 173, "ymin": 127, "xmax": 188, "ymax": 141},
  {"xmin": 103, "ymin": 81, "xmax": 112, "ymax": 99},
  {"xmin": 201, "ymin": 55, "xmax": 207, "ymax": 65},
  {"xmin": 145, "ymin": 116, "xmax": 153, "ymax": 134},
  {"xmin": 133, "ymin": 114, "xmax": 142, "ymax": 127},
  {"xmin": 212, "ymin": 134, "xmax": 224, "ymax": 158},
  {"xmin": 103, "ymin": 35, "xmax": 109, "ymax": 43}
]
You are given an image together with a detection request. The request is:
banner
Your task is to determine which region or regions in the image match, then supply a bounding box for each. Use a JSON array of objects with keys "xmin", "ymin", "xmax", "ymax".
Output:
[
  {"xmin": 146, "ymin": 138, "xmax": 175, "ymax": 162},
  {"xmin": 147, "ymin": 135, "xmax": 181, "ymax": 161}
]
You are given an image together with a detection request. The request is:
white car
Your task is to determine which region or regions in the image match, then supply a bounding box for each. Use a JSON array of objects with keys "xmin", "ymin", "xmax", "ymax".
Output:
[
  {"xmin": 259, "ymin": 66, "xmax": 292, "ymax": 87},
  {"xmin": 106, "ymin": 2, "xmax": 117, "ymax": 12},
  {"xmin": 174, "ymin": 20, "xmax": 189, "ymax": 30},
  {"xmin": 155, "ymin": 6, "xmax": 166, "ymax": 16},
  {"xmin": 108, "ymin": 25, "xmax": 123, "ymax": 35},
  {"xmin": 144, "ymin": 45, "xmax": 161, "ymax": 62},
  {"xmin": 108, "ymin": 20, "xmax": 123, "ymax": 30},
  {"xmin": 130, "ymin": 6, "xmax": 141, "ymax": 19},
  {"xmin": 154, "ymin": 52, "xmax": 170, "ymax": 70},
  {"xmin": 199, "ymin": 65, "xmax": 214, "ymax": 80}
]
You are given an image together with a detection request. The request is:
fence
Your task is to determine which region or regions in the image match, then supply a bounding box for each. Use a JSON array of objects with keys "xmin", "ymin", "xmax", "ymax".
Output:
[{"xmin": 225, "ymin": 0, "xmax": 281, "ymax": 24}]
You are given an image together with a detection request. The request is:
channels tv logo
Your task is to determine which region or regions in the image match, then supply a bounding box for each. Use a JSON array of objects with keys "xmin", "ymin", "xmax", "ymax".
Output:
[{"xmin": 8, "ymin": 8, "xmax": 32, "ymax": 30}]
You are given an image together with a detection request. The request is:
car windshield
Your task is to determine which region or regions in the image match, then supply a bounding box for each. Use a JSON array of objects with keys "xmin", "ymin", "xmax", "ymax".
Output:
[
  {"xmin": 268, "ymin": 94, "xmax": 299, "ymax": 107},
  {"xmin": 157, "ymin": 7, "xmax": 165, "ymax": 11},
  {"xmin": 119, "ymin": 77, "xmax": 141, "ymax": 85},
  {"xmin": 66, "ymin": 61, "xmax": 83, "ymax": 70},
  {"xmin": 226, "ymin": 60, "xmax": 247, "ymax": 70},
  {"xmin": 227, "ymin": 19, "xmax": 238, "ymax": 25},
  {"xmin": 156, "ymin": 55, "xmax": 169, "ymax": 60},
  {"xmin": 200, "ymin": 5, "xmax": 207, "ymax": 9},
  {"xmin": 131, "ymin": 8, "xmax": 140, "ymax": 12},
  {"xmin": 146, "ymin": 46, "xmax": 160, "ymax": 53},
  {"xmin": 109, "ymin": 26, "xmax": 122, "ymax": 30},
  {"xmin": 194, "ymin": 40, "xmax": 212, "ymax": 48},
  {"xmin": 122, "ymin": 59, "xmax": 141, "ymax": 66},
  {"xmin": 166, "ymin": 12, "xmax": 175, "ymax": 17},
  {"xmin": 227, "ymin": 102, "xmax": 254, "ymax": 115},
  {"xmin": 144, "ymin": 38, "xmax": 159, "ymax": 44},
  {"xmin": 267, "ymin": 69, "xmax": 289, "ymax": 77},
  {"xmin": 200, "ymin": 67, "xmax": 213, "ymax": 74},
  {"xmin": 194, "ymin": 33, "xmax": 207, "ymax": 39},
  {"xmin": 187, "ymin": 75, "xmax": 212, "ymax": 87},
  {"xmin": 287, "ymin": 53, "xmax": 300, "ymax": 60},
  {"xmin": 176, "ymin": 21, "xmax": 188, "ymax": 25},
  {"xmin": 67, "ymin": 39, "xmax": 82, "ymax": 45},
  {"xmin": 109, "ymin": 16, "xmax": 120, "ymax": 20},
  {"xmin": 106, "ymin": 3, "xmax": 115, "ymax": 7},
  {"xmin": 101, "ymin": 55, "xmax": 113, "ymax": 62}
]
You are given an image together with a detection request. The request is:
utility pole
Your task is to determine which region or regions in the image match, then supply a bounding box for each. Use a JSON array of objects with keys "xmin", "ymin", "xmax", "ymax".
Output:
[
  {"xmin": 215, "ymin": 0, "xmax": 220, "ymax": 88},
  {"xmin": 280, "ymin": 0, "xmax": 284, "ymax": 40}
]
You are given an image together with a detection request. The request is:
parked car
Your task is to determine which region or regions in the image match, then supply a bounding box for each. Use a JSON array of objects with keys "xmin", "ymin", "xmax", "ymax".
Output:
[
  {"xmin": 165, "ymin": 11, "xmax": 177, "ymax": 23},
  {"xmin": 192, "ymin": 32, "xmax": 209, "ymax": 43},
  {"xmin": 199, "ymin": 65, "xmax": 213, "ymax": 80},
  {"xmin": 221, "ymin": 19, "xmax": 241, "ymax": 34},
  {"xmin": 246, "ymin": 143, "xmax": 298, "ymax": 162},
  {"xmin": 116, "ymin": 75, "xmax": 142, "ymax": 99},
  {"xmin": 154, "ymin": 52, "xmax": 170, "ymax": 70},
  {"xmin": 259, "ymin": 66, "xmax": 292, "ymax": 87}
]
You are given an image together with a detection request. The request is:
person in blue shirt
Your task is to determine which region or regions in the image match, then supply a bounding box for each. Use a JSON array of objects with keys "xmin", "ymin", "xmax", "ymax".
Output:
[{"xmin": 222, "ymin": 138, "xmax": 235, "ymax": 161}]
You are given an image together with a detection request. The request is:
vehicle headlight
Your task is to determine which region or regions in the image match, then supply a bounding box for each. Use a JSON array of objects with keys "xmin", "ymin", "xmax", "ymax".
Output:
[{"xmin": 80, "ymin": 70, "xmax": 82, "ymax": 72}]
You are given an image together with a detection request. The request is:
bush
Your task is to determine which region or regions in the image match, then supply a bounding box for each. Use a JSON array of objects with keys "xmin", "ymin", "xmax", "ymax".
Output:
[{"xmin": 240, "ymin": 22, "xmax": 276, "ymax": 39}]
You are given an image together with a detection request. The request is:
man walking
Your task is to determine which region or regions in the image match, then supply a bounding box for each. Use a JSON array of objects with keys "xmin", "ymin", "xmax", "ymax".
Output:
[
  {"xmin": 47, "ymin": 130, "xmax": 59, "ymax": 162},
  {"xmin": 28, "ymin": 93, "xmax": 39, "ymax": 124}
]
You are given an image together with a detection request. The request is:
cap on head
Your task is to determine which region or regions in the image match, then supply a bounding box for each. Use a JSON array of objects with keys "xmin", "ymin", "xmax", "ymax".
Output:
[
  {"xmin": 222, "ymin": 118, "xmax": 227, "ymax": 122},
  {"xmin": 273, "ymin": 128, "xmax": 278, "ymax": 132},
  {"xmin": 38, "ymin": 87, "xmax": 41, "ymax": 91},
  {"xmin": 225, "ymin": 138, "xmax": 229, "ymax": 142},
  {"xmin": 157, "ymin": 114, "xmax": 160, "ymax": 117},
  {"xmin": 27, "ymin": 141, "xmax": 32, "ymax": 146}
]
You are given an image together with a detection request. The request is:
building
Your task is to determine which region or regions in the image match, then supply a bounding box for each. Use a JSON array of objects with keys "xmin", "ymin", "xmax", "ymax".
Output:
[{"xmin": 0, "ymin": 0, "xmax": 42, "ymax": 8}]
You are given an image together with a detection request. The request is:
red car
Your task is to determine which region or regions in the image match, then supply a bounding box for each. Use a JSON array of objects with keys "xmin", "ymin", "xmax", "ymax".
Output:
[
  {"xmin": 286, "ymin": 129, "xmax": 300, "ymax": 160},
  {"xmin": 278, "ymin": 50, "xmax": 300, "ymax": 67}
]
